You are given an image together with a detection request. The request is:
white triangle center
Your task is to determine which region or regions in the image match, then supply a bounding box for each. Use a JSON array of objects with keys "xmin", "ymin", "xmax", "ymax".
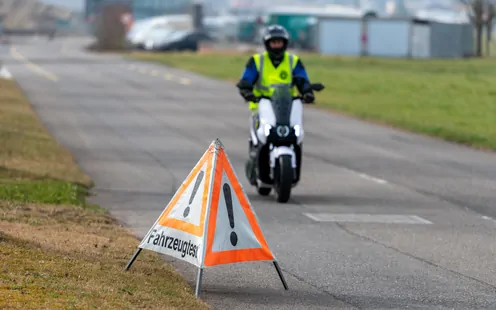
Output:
[
  {"xmin": 167, "ymin": 161, "xmax": 208, "ymax": 226},
  {"xmin": 211, "ymin": 172, "xmax": 262, "ymax": 252}
]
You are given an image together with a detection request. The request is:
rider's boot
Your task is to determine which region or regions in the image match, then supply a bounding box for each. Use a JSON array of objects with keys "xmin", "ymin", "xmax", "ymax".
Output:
[
  {"xmin": 245, "ymin": 113, "xmax": 259, "ymax": 185},
  {"xmin": 249, "ymin": 112, "xmax": 259, "ymax": 161},
  {"xmin": 245, "ymin": 139, "xmax": 257, "ymax": 185},
  {"xmin": 248, "ymin": 138, "xmax": 257, "ymax": 160}
]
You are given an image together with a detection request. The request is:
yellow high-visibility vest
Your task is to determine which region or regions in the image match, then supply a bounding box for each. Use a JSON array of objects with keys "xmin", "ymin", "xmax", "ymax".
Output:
[{"xmin": 252, "ymin": 51, "xmax": 299, "ymax": 98}]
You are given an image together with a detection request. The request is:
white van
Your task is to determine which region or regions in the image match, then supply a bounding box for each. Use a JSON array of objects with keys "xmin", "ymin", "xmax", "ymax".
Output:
[{"xmin": 126, "ymin": 14, "xmax": 192, "ymax": 47}]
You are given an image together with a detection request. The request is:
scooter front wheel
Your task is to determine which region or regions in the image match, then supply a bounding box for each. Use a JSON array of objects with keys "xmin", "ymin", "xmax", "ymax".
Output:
[{"xmin": 274, "ymin": 155, "xmax": 293, "ymax": 203}]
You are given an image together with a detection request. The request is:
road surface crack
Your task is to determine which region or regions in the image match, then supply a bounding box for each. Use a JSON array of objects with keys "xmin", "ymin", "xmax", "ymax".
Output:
[
  {"xmin": 263, "ymin": 261, "xmax": 362, "ymax": 309},
  {"xmin": 334, "ymin": 222, "xmax": 496, "ymax": 292}
]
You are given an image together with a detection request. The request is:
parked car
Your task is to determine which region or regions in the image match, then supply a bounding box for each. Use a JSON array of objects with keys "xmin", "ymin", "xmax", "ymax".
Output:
[
  {"xmin": 142, "ymin": 28, "xmax": 179, "ymax": 50},
  {"xmin": 126, "ymin": 14, "xmax": 191, "ymax": 48},
  {"xmin": 151, "ymin": 29, "xmax": 213, "ymax": 52}
]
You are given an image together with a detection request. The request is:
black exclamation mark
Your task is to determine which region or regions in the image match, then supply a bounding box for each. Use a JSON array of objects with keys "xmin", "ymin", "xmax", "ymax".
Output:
[
  {"xmin": 223, "ymin": 183, "xmax": 238, "ymax": 246},
  {"xmin": 183, "ymin": 171, "xmax": 204, "ymax": 218}
]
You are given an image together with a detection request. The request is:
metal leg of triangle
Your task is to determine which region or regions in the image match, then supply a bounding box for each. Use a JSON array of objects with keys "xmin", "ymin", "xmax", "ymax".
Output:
[
  {"xmin": 125, "ymin": 251, "xmax": 288, "ymax": 295},
  {"xmin": 273, "ymin": 260, "xmax": 289, "ymax": 290},
  {"xmin": 124, "ymin": 248, "xmax": 142, "ymax": 271},
  {"xmin": 195, "ymin": 268, "xmax": 204, "ymax": 297}
]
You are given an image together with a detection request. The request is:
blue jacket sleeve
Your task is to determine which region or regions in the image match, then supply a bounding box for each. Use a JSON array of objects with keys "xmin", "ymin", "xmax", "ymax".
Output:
[
  {"xmin": 238, "ymin": 56, "xmax": 259, "ymax": 87},
  {"xmin": 292, "ymin": 59, "xmax": 310, "ymax": 83}
]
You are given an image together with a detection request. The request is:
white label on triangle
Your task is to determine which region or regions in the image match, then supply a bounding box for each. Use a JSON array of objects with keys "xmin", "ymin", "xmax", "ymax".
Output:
[
  {"xmin": 166, "ymin": 161, "xmax": 208, "ymax": 225},
  {"xmin": 140, "ymin": 226, "xmax": 204, "ymax": 267},
  {"xmin": 211, "ymin": 172, "xmax": 262, "ymax": 252}
]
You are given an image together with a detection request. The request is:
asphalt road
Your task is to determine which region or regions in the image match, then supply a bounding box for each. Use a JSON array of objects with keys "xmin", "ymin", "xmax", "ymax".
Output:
[{"xmin": 2, "ymin": 36, "xmax": 496, "ymax": 310}]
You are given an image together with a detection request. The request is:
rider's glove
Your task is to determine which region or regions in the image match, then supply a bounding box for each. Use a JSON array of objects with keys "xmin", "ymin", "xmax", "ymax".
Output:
[
  {"xmin": 237, "ymin": 79, "xmax": 257, "ymax": 102},
  {"xmin": 302, "ymin": 92, "xmax": 315, "ymax": 104},
  {"xmin": 240, "ymin": 89, "xmax": 257, "ymax": 102}
]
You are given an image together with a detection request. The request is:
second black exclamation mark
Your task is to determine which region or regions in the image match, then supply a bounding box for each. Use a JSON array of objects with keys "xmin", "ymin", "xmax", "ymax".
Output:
[
  {"xmin": 183, "ymin": 171, "xmax": 204, "ymax": 218},
  {"xmin": 223, "ymin": 183, "xmax": 238, "ymax": 246}
]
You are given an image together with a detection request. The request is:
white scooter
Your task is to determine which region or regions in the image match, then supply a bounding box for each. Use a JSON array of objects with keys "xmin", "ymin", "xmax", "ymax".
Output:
[{"xmin": 245, "ymin": 78, "xmax": 324, "ymax": 203}]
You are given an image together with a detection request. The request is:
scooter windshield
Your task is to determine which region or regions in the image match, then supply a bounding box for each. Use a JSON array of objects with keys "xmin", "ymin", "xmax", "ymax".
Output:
[{"xmin": 270, "ymin": 85, "xmax": 293, "ymax": 126}]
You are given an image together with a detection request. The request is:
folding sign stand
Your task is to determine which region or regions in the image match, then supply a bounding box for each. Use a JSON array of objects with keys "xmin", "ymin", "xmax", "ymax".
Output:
[
  {"xmin": 124, "ymin": 139, "xmax": 289, "ymax": 297},
  {"xmin": 125, "ymin": 249, "xmax": 288, "ymax": 297}
]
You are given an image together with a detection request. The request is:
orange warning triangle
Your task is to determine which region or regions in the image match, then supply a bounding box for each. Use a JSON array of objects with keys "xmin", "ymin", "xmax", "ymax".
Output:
[
  {"xmin": 203, "ymin": 143, "xmax": 275, "ymax": 267},
  {"xmin": 137, "ymin": 139, "xmax": 276, "ymax": 269},
  {"xmin": 132, "ymin": 139, "xmax": 288, "ymax": 294},
  {"xmin": 155, "ymin": 144, "xmax": 215, "ymax": 238}
]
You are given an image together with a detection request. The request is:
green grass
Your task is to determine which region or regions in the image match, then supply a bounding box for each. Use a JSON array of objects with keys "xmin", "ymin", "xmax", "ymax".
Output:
[
  {"xmin": 0, "ymin": 180, "xmax": 88, "ymax": 206},
  {"xmin": 129, "ymin": 51, "xmax": 496, "ymax": 151},
  {"xmin": 0, "ymin": 79, "xmax": 211, "ymax": 309},
  {"xmin": 0, "ymin": 79, "xmax": 93, "ymax": 206}
]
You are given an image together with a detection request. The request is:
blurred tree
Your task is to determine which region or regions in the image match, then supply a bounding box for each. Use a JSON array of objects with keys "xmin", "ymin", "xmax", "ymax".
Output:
[
  {"xmin": 486, "ymin": 1, "xmax": 496, "ymax": 55},
  {"xmin": 460, "ymin": 0, "xmax": 496, "ymax": 56}
]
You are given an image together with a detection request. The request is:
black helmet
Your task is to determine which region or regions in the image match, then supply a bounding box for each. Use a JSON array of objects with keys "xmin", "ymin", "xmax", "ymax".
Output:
[{"xmin": 263, "ymin": 24, "xmax": 289, "ymax": 59}]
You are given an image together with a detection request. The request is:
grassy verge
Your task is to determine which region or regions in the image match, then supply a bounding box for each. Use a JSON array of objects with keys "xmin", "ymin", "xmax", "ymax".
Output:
[
  {"xmin": 128, "ymin": 51, "xmax": 496, "ymax": 151},
  {"xmin": 0, "ymin": 79, "xmax": 210, "ymax": 309}
]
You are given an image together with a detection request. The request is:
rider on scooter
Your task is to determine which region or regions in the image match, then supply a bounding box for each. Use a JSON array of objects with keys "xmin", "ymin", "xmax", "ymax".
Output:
[
  {"xmin": 236, "ymin": 24, "xmax": 315, "ymax": 110},
  {"xmin": 235, "ymin": 24, "xmax": 316, "ymax": 182}
]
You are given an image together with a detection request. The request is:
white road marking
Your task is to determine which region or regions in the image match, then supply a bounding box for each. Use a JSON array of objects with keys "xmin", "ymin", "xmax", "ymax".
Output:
[
  {"xmin": 179, "ymin": 77, "xmax": 191, "ymax": 85},
  {"xmin": 356, "ymin": 173, "xmax": 388, "ymax": 184},
  {"xmin": 338, "ymin": 166, "xmax": 389, "ymax": 185},
  {"xmin": 481, "ymin": 216, "xmax": 496, "ymax": 224},
  {"xmin": 304, "ymin": 213, "xmax": 433, "ymax": 224},
  {"xmin": 0, "ymin": 66, "xmax": 13, "ymax": 79},
  {"xmin": 10, "ymin": 46, "xmax": 58, "ymax": 81}
]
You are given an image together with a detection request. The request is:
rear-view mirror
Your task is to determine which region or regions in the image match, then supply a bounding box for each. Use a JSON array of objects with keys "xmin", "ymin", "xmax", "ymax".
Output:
[{"xmin": 311, "ymin": 83, "xmax": 325, "ymax": 91}]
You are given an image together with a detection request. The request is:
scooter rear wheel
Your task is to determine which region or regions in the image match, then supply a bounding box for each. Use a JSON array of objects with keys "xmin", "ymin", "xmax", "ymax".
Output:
[{"xmin": 257, "ymin": 187, "xmax": 271, "ymax": 196}]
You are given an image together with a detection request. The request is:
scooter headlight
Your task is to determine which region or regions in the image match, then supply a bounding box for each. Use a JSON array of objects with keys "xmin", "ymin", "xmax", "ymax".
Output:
[
  {"xmin": 263, "ymin": 124, "xmax": 272, "ymax": 136},
  {"xmin": 294, "ymin": 124, "xmax": 301, "ymax": 137}
]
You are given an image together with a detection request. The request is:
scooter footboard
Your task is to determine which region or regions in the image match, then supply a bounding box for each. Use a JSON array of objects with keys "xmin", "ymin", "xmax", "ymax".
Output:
[{"xmin": 269, "ymin": 146, "xmax": 297, "ymax": 168}]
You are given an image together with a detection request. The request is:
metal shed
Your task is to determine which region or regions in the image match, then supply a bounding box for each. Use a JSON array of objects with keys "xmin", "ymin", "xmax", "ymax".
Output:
[{"xmin": 314, "ymin": 16, "xmax": 474, "ymax": 58}]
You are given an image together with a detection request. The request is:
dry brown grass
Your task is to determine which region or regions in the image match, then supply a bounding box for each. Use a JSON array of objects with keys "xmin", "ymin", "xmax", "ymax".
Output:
[
  {"xmin": 0, "ymin": 79, "xmax": 91, "ymax": 186},
  {"xmin": 0, "ymin": 202, "xmax": 211, "ymax": 309},
  {"xmin": 0, "ymin": 80, "xmax": 211, "ymax": 308}
]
